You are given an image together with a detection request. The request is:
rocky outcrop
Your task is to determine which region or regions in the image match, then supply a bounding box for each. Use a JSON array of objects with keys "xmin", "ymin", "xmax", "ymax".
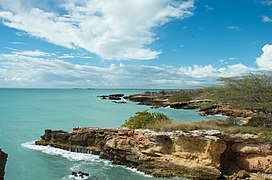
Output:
[
  {"xmin": 35, "ymin": 127, "xmax": 272, "ymax": 179},
  {"xmin": 98, "ymin": 94, "xmax": 125, "ymax": 100},
  {"xmin": 36, "ymin": 128, "xmax": 226, "ymax": 179},
  {"xmin": 0, "ymin": 148, "xmax": 7, "ymax": 180},
  {"xmin": 201, "ymin": 106, "xmax": 254, "ymax": 120},
  {"xmin": 103, "ymin": 91, "xmax": 255, "ymax": 120}
]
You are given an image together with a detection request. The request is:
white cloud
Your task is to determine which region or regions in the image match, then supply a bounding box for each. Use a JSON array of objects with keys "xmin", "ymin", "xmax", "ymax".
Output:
[
  {"xmin": 81, "ymin": 56, "xmax": 92, "ymax": 59},
  {"xmin": 12, "ymin": 49, "xmax": 53, "ymax": 57},
  {"xmin": 227, "ymin": 26, "xmax": 241, "ymax": 31},
  {"xmin": 0, "ymin": 0, "xmax": 195, "ymax": 60},
  {"xmin": 219, "ymin": 57, "xmax": 237, "ymax": 64},
  {"xmin": 256, "ymin": 44, "xmax": 272, "ymax": 70},
  {"xmin": 262, "ymin": 16, "xmax": 272, "ymax": 23},
  {"xmin": 228, "ymin": 57, "xmax": 237, "ymax": 60},
  {"xmin": 0, "ymin": 52, "xmax": 256, "ymax": 88},
  {"xmin": 179, "ymin": 64, "xmax": 253, "ymax": 78},
  {"xmin": 58, "ymin": 54, "xmax": 75, "ymax": 59}
]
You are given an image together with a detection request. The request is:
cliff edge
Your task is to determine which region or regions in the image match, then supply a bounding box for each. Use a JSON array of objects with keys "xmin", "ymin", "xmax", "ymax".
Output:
[
  {"xmin": 35, "ymin": 128, "xmax": 272, "ymax": 180},
  {"xmin": 0, "ymin": 148, "xmax": 7, "ymax": 180}
]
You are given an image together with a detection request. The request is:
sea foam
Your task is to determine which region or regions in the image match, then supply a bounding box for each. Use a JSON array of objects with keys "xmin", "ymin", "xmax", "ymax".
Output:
[
  {"xmin": 21, "ymin": 141, "xmax": 101, "ymax": 162},
  {"xmin": 21, "ymin": 141, "xmax": 153, "ymax": 178}
]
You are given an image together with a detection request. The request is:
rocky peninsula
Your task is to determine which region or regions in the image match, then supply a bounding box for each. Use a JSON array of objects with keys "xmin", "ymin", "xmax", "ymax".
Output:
[
  {"xmin": 100, "ymin": 90, "xmax": 255, "ymax": 121},
  {"xmin": 35, "ymin": 127, "xmax": 272, "ymax": 180},
  {"xmin": 0, "ymin": 148, "xmax": 7, "ymax": 180}
]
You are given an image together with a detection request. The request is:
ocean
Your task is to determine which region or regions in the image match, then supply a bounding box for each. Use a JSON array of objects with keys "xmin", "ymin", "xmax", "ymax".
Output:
[{"xmin": 0, "ymin": 89, "xmax": 224, "ymax": 180}]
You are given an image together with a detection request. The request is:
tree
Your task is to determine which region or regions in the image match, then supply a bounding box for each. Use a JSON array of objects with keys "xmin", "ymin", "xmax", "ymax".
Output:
[{"xmin": 202, "ymin": 73, "xmax": 272, "ymax": 127}]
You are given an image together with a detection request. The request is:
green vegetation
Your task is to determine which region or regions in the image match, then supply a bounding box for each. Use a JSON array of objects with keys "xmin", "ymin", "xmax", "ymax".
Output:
[
  {"xmin": 122, "ymin": 110, "xmax": 272, "ymax": 141},
  {"xmin": 201, "ymin": 73, "xmax": 272, "ymax": 127},
  {"xmin": 146, "ymin": 119, "xmax": 272, "ymax": 141},
  {"xmin": 168, "ymin": 93, "xmax": 191, "ymax": 103},
  {"xmin": 122, "ymin": 111, "xmax": 171, "ymax": 129},
  {"xmin": 122, "ymin": 73, "xmax": 272, "ymax": 141}
]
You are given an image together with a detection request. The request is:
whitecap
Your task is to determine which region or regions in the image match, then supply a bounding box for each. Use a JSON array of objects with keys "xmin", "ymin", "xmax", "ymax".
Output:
[
  {"xmin": 62, "ymin": 175, "xmax": 90, "ymax": 180},
  {"xmin": 21, "ymin": 141, "xmax": 99, "ymax": 161},
  {"xmin": 21, "ymin": 141, "xmax": 154, "ymax": 178}
]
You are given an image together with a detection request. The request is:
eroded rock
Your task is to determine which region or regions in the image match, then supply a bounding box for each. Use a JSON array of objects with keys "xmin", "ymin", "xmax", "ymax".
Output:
[
  {"xmin": 36, "ymin": 128, "xmax": 226, "ymax": 180},
  {"xmin": 0, "ymin": 148, "xmax": 7, "ymax": 180},
  {"xmin": 35, "ymin": 128, "xmax": 272, "ymax": 179}
]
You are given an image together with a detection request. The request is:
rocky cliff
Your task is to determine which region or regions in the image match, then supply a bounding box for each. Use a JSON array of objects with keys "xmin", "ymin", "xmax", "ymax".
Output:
[
  {"xmin": 0, "ymin": 148, "xmax": 7, "ymax": 180},
  {"xmin": 35, "ymin": 128, "xmax": 272, "ymax": 180}
]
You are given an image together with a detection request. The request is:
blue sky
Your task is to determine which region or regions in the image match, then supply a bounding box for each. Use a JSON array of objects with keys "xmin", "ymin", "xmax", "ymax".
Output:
[{"xmin": 0, "ymin": 0, "xmax": 272, "ymax": 88}]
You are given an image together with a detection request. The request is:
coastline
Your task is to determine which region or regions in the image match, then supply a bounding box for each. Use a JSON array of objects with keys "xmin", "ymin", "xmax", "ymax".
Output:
[{"xmin": 34, "ymin": 127, "xmax": 272, "ymax": 180}]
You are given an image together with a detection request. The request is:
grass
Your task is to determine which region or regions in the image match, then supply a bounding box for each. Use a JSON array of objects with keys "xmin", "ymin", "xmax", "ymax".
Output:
[
  {"xmin": 123, "ymin": 111, "xmax": 272, "ymax": 141},
  {"xmin": 146, "ymin": 120, "xmax": 272, "ymax": 141}
]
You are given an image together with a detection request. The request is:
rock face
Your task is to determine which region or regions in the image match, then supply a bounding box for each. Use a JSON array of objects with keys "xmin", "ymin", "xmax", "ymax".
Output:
[
  {"xmin": 0, "ymin": 148, "xmax": 7, "ymax": 180},
  {"xmin": 35, "ymin": 127, "xmax": 272, "ymax": 179},
  {"xmin": 36, "ymin": 128, "xmax": 226, "ymax": 180}
]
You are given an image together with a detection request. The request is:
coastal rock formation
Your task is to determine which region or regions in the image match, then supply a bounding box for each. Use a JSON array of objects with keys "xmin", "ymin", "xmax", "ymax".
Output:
[
  {"xmin": 201, "ymin": 106, "xmax": 254, "ymax": 120},
  {"xmin": 112, "ymin": 91, "xmax": 255, "ymax": 120},
  {"xmin": 35, "ymin": 127, "xmax": 272, "ymax": 179},
  {"xmin": 0, "ymin": 148, "xmax": 7, "ymax": 180},
  {"xmin": 98, "ymin": 94, "xmax": 124, "ymax": 100},
  {"xmin": 36, "ymin": 128, "xmax": 226, "ymax": 180}
]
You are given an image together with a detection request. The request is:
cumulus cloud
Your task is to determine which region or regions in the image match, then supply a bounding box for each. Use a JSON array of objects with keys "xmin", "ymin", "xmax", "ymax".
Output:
[
  {"xmin": 256, "ymin": 44, "xmax": 272, "ymax": 70},
  {"xmin": 0, "ymin": 52, "xmax": 256, "ymax": 88},
  {"xmin": 0, "ymin": 0, "xmax": 195, "ymax": 60}
]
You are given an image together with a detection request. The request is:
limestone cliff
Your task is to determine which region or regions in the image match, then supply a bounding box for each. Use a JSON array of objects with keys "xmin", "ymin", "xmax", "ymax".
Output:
[
  {"xmin": 35, "ymin": 128, "xmax": 272, "ymax": 180},
  {"xmin": 0, "ymin": 148, "xmax": 7, "ymax": 180}
]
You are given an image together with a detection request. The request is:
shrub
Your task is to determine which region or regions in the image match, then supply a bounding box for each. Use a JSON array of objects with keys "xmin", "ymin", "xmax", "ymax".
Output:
[
  {"xmin": 225, "ymin": 117, "xmax": 241, "ymax": 126},
  {"xmin": 168, "ymin": 93, "xmax": 191, "ymax": 103},
  {"xmin": 122, "ymin": 111, "xmax": 172, "ymax": 129}
]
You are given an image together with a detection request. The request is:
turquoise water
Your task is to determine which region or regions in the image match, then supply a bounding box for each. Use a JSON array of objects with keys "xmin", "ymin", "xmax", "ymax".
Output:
[{"xmin": 0, "ymin": 89, "xmax": 224, "ymax": 180}]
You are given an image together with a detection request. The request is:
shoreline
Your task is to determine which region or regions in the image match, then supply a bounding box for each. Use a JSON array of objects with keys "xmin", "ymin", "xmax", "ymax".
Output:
[{"xmin": 34, "ymin": 127, "xmax": 272, "ymax": 180}]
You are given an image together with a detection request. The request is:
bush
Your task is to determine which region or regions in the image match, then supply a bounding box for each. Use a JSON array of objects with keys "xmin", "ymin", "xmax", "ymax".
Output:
[
  {"xmin": 122, "ymin": 111, "xmax": 172, "ymax": 129},
  {"xmin": 225, "ymin": 117, "xmax": 241, "ymax": 126},
  {"xmin": 168, "ymin": 93, "xmax": 191, "ymax": 103}
]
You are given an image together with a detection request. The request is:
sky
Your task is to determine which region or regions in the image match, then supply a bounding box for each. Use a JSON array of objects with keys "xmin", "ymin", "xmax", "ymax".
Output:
[{"xmin": 0, "ymin": 0, "xmax": 272, "ymax": 88}]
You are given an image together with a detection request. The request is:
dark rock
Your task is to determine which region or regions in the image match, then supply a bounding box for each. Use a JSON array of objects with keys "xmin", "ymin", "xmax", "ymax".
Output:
[
  {"xmin": 71, "ymin": 171, "xmax": 89, "ymax": 178},
  {"xmin": 0, "ymin": 147, "xmax": 8, "ymax": 180},
  {"xmin": 98, "ymin": 95, "xmax": 108, "ymax": 100},
  {"xmin": 98, "ymin": 94, "xmax": 124, "ymax": 100},
  {"xmin": 108, "ymin": 94, "xmax": 124, "ymax": 100}
]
